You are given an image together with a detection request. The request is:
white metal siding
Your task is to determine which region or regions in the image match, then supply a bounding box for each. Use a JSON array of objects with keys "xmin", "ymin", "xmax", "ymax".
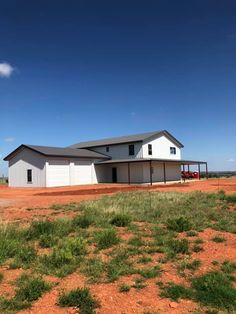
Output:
[
  {"xmin": 143, "ymin": 135, "xmax": 181, "ymax": 160},
  {"xmin": 8, "ymin": 148, "xmax": 46, "ymax": 187},
  {"xmin": 143, "ymin": 162, "xmax": 181, "ymax": 183},
  {"xmin": 91, "ymin": 142, "xmax": 143, "ymax": 160}
]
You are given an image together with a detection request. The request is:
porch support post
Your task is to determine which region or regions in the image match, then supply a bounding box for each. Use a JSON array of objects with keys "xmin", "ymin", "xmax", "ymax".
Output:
[
  {"xmin": 198, "ymin": 163, "xmax": 201, "ymax": 180},
  {"xmin": 205, "ymin": 162, "xmax": 208, "ymax": 179},
  {"xmin": 128, "ymin": 162, "xmax": 130, "ymax": 185},
  {"xmin": 163, "ymin": 162, "xmax": 166, "ymax": 184},
  {"xmin": 188, "ymin": 164, "xmax": 190, "ymax": 172},
  {"xmin": 183, "ymin": 164, "xmax": 185, "ymax": 172},
  {"xmin": 149, "ymin": 160, "xmax": 152, "ymax": 186}
]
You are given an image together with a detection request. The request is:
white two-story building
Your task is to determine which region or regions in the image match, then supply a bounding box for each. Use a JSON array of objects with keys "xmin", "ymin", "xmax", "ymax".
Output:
[{"xmin": 4, "ymin": 130, "xmax": 208, "ymax": 187}]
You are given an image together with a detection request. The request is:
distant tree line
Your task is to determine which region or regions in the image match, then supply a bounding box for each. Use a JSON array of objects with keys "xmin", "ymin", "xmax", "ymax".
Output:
[{"xmin": 201, "ymin": 171, "xmax": 236, "ymax": 178}]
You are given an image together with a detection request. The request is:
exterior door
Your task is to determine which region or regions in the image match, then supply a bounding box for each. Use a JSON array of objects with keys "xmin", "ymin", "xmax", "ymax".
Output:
[{"xmin": 112, "ymin": 167, "xmax": 117, "ymax": 183}]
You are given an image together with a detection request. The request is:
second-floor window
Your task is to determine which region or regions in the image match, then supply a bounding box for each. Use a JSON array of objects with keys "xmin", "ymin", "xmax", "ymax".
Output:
[
  {"xmin": 148, "ymin": 144, "xmax": 152, "ymax": 155},
  {"xmin": 106, "ymin": 146, "xmax": 109, "ymax": 152},
  {"xmin": 129, "ymin": 144, "xmax": 135, "ymax": 156},
  {"xmin": 170, "ymin": 147, "xmax": 176, "ymax": 155}
]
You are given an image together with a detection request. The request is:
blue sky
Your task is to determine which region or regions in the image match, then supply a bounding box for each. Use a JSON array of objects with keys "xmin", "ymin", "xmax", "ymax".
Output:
[{"xmin": 1, "ymin": 0, "xmax": 236, "ymax": 175}]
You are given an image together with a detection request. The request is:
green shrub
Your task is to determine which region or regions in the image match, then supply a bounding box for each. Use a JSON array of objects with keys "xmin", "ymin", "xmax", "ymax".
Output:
[
  {"xmin": 110, "ymin": 213, "xmax": 131, "ymax": 227},
  {"xmin": 191, "ymin": 271, "xmax": 236, "ymax": 310},
  {"xmin": 95, "ymin": 229, "xmax": 119, "ymax": 249},
  {"xmin": 58, "ymin": 287, "xmax": 100, "ymax": 314},
  {"xmin": 166, "ymin": 217, "xmax": 192, "ymax": 232},
  {"xmin": 0, "ymin": 272, "xmax": 3, "ymax": 283}
]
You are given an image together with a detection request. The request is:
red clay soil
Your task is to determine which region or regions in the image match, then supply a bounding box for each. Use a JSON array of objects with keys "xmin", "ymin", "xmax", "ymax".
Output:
[
  {"xmin": 0, "ymin": 180, "xmax": 236, "ymax": 314},
  {"xmin": 16, "ymin": 227, "xmax": 236, "ymax": 314},
  {"xmin": 0, "ymin": 178, "xmax": 236, "ymax": 210},
  {"xmin": 0, "ymin": 178, "xmax": 236, "ymax": 222}
]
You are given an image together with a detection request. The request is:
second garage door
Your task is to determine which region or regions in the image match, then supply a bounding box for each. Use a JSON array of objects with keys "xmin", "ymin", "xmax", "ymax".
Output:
[
  {"xmin": 47, "ymin": 160, "xmax": 70, "ymax": 187},
  {"xmin": 74, "ymin": 161, "xmax": 92, "ymax": 185}
]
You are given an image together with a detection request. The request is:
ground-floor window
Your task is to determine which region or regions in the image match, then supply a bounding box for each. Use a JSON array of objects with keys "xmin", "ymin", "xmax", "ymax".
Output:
[{"xmin": 27, "ymin": 169, "xmax": 32, "ymax": 183}]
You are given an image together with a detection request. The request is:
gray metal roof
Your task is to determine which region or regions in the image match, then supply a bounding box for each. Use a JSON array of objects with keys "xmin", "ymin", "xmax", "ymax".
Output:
[
  {"xmin": 95, "ymin": 158, "xmax": 206, "ymax": 165},
  {"xmin": 69, "ymin": 130, "xmax": 184, "ymax": 149},
  {"xmin": 4, "ymin": 144, "xmax": 109, "ymax": 161}
]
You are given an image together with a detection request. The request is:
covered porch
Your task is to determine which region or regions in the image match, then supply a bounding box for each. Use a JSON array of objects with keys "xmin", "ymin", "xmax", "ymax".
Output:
[{"xmin": 95, "ymin": 158, "xmax": 208, "ymax": 185}]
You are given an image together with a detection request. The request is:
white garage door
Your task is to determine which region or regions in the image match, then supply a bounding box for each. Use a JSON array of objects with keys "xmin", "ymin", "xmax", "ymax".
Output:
[
  {"xmin": 47, "ymin": 160, "xmax": 70, "ymax": 187},
  {"xmin": 74, "ymin": 161, "xmax": 92, "ymax": 185}
]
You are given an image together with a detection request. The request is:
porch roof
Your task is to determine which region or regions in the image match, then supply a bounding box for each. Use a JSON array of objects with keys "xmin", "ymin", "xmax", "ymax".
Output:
[{"xmin": 95, "ymin": 158, "xmax": 207, "ymax": 165}]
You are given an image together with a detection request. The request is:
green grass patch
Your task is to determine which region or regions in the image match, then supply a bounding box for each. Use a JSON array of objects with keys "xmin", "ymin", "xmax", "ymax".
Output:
[
  {"xmin": 192, "ymin": 244, "xmax": 204, "ymax": 253},
  {"xmin": 191, "ymin": 271, "xmax": 236, "ymax": 310},
  {"xmin": 166, "ymin": 217, "xmax": 192, "ymax": 232},
  {"xmin": 168, "ymin": 239, "xmax": 189, "ymax": 255},
  {"xmin": 137, "ymin": 256, "xmax": 152, "ymax": 264},
  {"xmin": 221, "ymin": 260, "xmax": 236, "ymax": 274},
  {"xmin": 138, "ymin": 265, "xmax": 162, "ymax": 278},
  {"xmin": 160, "ymin": 282, "xmax": 193, "ymax": 301},
  {"xmin": 58, "ymin": 287, "xmax": 100, "ymax": 314},
  {"xmin": 0, "ymin": 274, "xmax": 50, "ymax": 311},
  {"xmin": 0, "ymin": 224, "xmax": 25, "ymax": 264},
  {"xmin": 186, "ymin": 230, "xmax": 198, "ymax": 237},
  {"xmin": 39, "ymin": 237, "xmax": 86, "ymax": 277},
  {"xmin": 106, "ymin": 250, "xmax": 135, "ymax": 282},
  {"xmin": 95, "ymin": 229, "xmax": 120, "ymax": 249},
  {"xmin": 81, "ymin": 258, "xmax": 106, "ymax": 283},
  {"xmin": 110, "ymin": 213, "xmax": 131, "ymax": 227},
  {"xmin": 211, "ymin": 236, "xmax": 226, "ymax": 243},
  {"xmin": 72, "ymin": 214, "xmax": 93, "ymax": 229},
  {"xmin": 119, "ymin": 283, "xmax": 131, "ymax": 292},
  {"xmin": 128, "ymin": 236, "xmax": 145, "ymax": 247}
]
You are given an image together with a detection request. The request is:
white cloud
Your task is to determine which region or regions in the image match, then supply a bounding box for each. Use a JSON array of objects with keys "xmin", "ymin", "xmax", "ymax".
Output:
[
  {"xmin": 0, "ymin": 63, "xmax": 14, "ymax": 78},
  {"xmin": 4, "ymin": 137, "xmax": 15, "ymax": 143},
  {"xmin": 227, "ymin": 158, "xmax": 235, "ymax": 162}
]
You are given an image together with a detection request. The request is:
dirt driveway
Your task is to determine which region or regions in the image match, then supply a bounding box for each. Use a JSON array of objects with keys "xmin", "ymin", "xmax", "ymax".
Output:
[{"xmin": 0, "ymin": 178, "xmax": 236, "ymax": 210}]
